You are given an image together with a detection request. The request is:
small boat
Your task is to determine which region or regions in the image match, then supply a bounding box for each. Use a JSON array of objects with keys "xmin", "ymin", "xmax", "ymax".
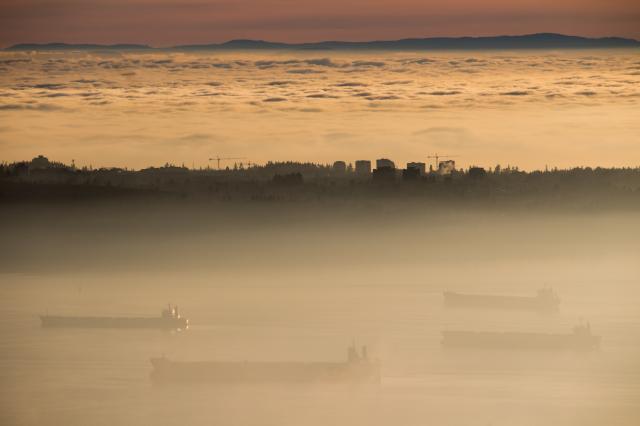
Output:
[{"xmin": 40, "ymin": 304, "xmax": 188, "ymax": 330}]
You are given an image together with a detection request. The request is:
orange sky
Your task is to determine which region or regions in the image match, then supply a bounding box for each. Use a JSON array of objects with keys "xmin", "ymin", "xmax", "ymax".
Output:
[{"xmin": 1, "ymin": 0, "xmax": 639, "ymax": 47}]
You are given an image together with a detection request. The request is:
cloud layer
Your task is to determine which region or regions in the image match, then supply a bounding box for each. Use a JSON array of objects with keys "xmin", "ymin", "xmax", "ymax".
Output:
[
  {"xmin": 2, "ymin": 51, "xmax": 638, "ymax": 112},
  {"xmin": 0, "ymin": 50, "xmax": 639, "ymax": 169}
]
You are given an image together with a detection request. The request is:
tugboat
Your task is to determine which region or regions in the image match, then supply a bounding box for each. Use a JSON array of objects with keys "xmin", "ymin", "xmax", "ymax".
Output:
[
  {"xmin": 40, "ymin": 304, "xmax": 188, "ymax": 330},
  {"xmin": 443, "ymin": 288, "xmax": 560, "ymax": 311},
  {"xmin": 150, "ymin": 343, "xmax": 380, "ymax": 384},
  {"xmin": 442, "ymin": 323, "xmax": 600, "ymax": 351}
]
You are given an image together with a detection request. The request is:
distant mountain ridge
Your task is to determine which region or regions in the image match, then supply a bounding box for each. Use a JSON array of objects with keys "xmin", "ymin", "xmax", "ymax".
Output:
[{"xmin": 6, "ymin": 34, "xmax": 640, "ymax": 51}]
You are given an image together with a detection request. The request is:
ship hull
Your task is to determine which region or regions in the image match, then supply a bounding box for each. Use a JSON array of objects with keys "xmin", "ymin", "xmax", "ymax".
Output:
[
  {"xmin": 40, "ymin": 315, "xmax": 188, "ymax": 330},
  {"xmin": 150, "ymin": 358, "xmax": 380, "ymax": 384},
  {"xmin": 443, "ymin": 292, "xmax": 559, "ymax": 311},
  {"xmin": 442, "ymin": 330, "xmax": 600, "ymax": 351}
]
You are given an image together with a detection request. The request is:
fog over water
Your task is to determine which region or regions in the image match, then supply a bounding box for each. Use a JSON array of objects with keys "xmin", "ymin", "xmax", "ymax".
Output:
[
  {"xmin": 1, "ymin": 202, "xmax": 639, "ymax": 425},
  {"xmin": 0, "ymin": 49, "xmax": 639, "ymax": 169}
]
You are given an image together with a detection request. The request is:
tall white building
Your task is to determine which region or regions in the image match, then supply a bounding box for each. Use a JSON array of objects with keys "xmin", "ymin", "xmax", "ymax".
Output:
[{"xmin": 438, "ymin": 160, "xmax": 456, "ymax": 175}]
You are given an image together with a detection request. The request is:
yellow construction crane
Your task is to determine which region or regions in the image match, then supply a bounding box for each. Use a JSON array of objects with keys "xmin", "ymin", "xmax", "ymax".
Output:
[
  {"xmin": 426, "ymin": 153, "xmax": 460, "ymax": 169},
  {"xmin": 208, "ymin": 156, "xmax": 246, "ymax": 170}
]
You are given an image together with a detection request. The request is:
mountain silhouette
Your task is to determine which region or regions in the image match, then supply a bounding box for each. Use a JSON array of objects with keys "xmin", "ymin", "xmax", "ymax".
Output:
[{"xmin": 6, "ymin": 34, "xmax": 639, "ymax": 51}]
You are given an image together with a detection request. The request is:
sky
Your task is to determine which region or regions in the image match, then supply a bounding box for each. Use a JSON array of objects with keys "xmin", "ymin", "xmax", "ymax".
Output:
[{"xmin": 1, "ymin": 0, "xmax": 640, "ymax": 47}]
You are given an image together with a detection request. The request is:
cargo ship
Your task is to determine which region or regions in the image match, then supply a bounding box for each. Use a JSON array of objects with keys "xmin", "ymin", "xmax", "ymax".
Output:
[
  {"xmin": 443, "ymin": 288, "xmax": 560, "ymax": 311},
  {"xmin": 150, "ymin": 344, "xmax": 380, "ymax": 384},
  {"xmin": 40, "ymin": 305, "xmax": 188, "ymax": 330},
  {"xmin": 442, "ymin": 323, "xmax": 600, "ymax": 351}
]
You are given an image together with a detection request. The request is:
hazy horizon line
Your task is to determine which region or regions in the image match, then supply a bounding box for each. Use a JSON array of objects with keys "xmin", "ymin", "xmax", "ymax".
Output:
[
  {"xmin": 4, "ymin": 32, "xmax": 640, "ymax": 50},
  {"xmin": 6, "ymin": 157, "xmax": 640, "ymax": 174}
]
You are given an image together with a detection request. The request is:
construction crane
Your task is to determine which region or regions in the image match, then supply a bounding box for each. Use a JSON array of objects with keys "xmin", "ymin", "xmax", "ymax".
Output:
[
  {"xmin": 208, "ymin": 156, "xmax": 246, "ymax": 170},
  {"xmin": 426, "ymin": 153, "xmax": 460, "ymax": 169}
]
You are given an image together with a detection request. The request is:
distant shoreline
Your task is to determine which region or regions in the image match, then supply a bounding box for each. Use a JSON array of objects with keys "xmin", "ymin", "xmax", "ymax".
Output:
[{"xmin": 5, "ymin": 33, "xmax": 640, "ymax": 52}]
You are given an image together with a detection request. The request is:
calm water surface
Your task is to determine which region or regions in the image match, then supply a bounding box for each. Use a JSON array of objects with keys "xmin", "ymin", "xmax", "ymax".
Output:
[{"xmin": 1, "ymin": 270, "xmax": 638, "ymax": 426}]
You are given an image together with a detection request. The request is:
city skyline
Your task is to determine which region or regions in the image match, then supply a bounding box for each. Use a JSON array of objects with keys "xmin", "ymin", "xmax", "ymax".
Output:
[{"xmin": 3, "ymin": 153, "xmax": 618, "ymax": 174}]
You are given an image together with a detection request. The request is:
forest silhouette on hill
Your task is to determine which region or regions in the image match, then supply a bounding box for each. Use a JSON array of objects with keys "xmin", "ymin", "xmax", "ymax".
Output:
[{"xmin": 2, "ymin": 159, "xmax": 640, "ymax": 209}]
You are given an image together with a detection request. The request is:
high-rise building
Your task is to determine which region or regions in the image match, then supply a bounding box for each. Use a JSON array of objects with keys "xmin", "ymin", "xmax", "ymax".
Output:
[
  {"xmin": 373, "ymin": 159, "xmax": 396, "ymax": 183},
  {"xmin": 402, "ymin": 167, "xmax": 420, "ymax": 181},
  {"xmin": 376, "ymin": 158, "xmax": 395, "ymax": 170},
  {"xmin": 468, "ymin": 166, "xmax": 487, "ymax": 179},
  {"xmin": 333, "ymin": 161, "xmax": 347, "ymax": 174},
  {"xmin": 438, "ymin": 160, "xmax": 456, "ymax": 175},
  {"xmin": 407, "ymin": 162, "xmax": 426, "ymax": 176},
  {"xmin": 30, "ymin": 155, "xmax": 50, "ymax": 170},
  {"xmin": 355, "ymin": 160, "xmax": 371, "ymax": 176}
]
